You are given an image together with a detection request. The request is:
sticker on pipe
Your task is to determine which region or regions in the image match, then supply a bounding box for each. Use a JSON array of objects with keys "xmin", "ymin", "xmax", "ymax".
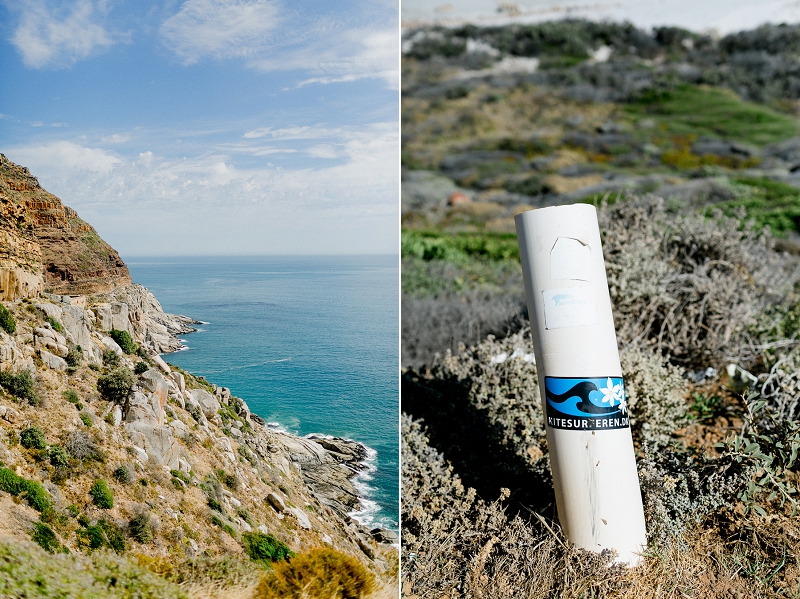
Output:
[
  {"xmin": 542, "ymin": 287, "xmax": 598, "ymax": 329},
  {"xmin": 544, "ymin": 376, "xmax": 630, "ymax": 430}
]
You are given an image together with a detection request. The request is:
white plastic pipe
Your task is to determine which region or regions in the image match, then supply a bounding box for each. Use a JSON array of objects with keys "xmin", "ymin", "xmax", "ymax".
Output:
[{"xmin": 515, "ymin": 203, "xmax": 646, "ymax": 566}]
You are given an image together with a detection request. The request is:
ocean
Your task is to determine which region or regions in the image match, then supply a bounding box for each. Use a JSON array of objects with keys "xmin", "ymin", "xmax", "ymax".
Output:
[{"xmin": 125, "ymin": 255, "xmax": 399, "ymax": 532}]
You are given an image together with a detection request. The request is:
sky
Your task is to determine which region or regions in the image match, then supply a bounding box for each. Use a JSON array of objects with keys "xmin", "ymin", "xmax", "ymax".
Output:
[
  {"xmin": 402, "ymin": 0, "xmax": 800, "ymax": 34},
  {"xmin": 0, "ymin": 0, "xmax": 399, "ymax": 256}
]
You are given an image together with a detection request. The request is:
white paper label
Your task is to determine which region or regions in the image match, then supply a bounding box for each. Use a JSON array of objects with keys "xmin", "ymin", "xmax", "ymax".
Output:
[
  {"xmin": 550, "ymin": 237, "xmax": 592, "ymax": 281},
  {"xmin": 543, "ymin": 287, "xmax": 598, "ymax": 329}
]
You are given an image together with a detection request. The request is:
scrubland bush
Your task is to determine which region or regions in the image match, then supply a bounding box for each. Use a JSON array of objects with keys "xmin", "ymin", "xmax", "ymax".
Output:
[
  {"xmin": 0, "ymin": 535, "xmax": 181, "ymax": 597},
  {"xmin": 599, "ymin": 197, "xmax": 799, "ymax": 369},
  {"xmin": 48, "ymin": 444, "xmax": 70, "ymax": 469},
  {"xmin": 113, "ymin": 464, "xmax": 132, "ymax": 484},
  {"xmin": 102, "ymin": 349, "xmax": 120, "ymax": 367},
  {"xmin": 129, "ymin": 511, "xmax": 155, "ymax": 544},
  {"xmin": 0, "ymin": 467, "xmax": 50, "ymax": 512},
  {"xmin": 30, "ymin": 522, "xmax": 61, "ymax": 554},
  {"xmin": 256, "ymin": 548, "xmax": 374, "ymax": 599},
  {"xmin": 0, "ymin": 370, "xmax": 39, "ymax": 405},
  {"xmin": 20, "ymin": 426, "xmax": 46, "ymax": 450},
  {"xmin": 0, "ymin": 303, "xmax": 16, "ymax": 333},
  {"xmin": 65, "ymin": 348, "xmax": 82, "ymax": 367},
  {"xmin": 90, "ymin": 479, "xmax": 114, "ymax": 509},
  {"xmin": 110, "ymin": 329, "xmax": 136, "ymax": 354},
  {"xmin": 97, "ymin": 367, "xmax": 135, "ymax": 403},
  {"xmin": 620, "ymin": 345, "xmax": 688, "ymax": 448},
  {"xmin": 134, "ymin": 361, "xmax": 149, "ymax": 374},
  {"xmin": 65, "ymin": 430, "xmax": 104, "ymax": 462},
  {"xmin": 242, "ymin": 532, "xmax": 293, "ymax": 564},
  {"xmin": 77, "ymin": 519, "xmax": 125, "ymax": 553}
]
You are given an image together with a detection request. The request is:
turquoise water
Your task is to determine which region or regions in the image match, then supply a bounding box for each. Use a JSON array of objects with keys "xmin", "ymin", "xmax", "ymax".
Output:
[{"xmin": 125, "ymin": 255, "xmax": 399, "ymax": 532}]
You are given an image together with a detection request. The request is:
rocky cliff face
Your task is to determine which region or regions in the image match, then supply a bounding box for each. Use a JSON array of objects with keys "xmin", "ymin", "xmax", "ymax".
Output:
[
  {"xmin": 0, "ymin": 154, "xmax": 131, "ymax": 297},
  {"xmin": 0, "ymin": 286, "xmax": 396, "ymax": 588}
]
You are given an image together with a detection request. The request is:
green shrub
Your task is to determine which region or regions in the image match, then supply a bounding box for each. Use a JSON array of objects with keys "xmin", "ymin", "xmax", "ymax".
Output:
[
  {"xmin": 129, "ymin": 511, "xmax": 154, "ymax": 544},
  {"xmin": 110, "ymin": 330, "xmax": 136, "ymax": 354},
  {"xmin": 78, "ymin": 519, "xmax": 126, "ymax": 553},
  {"xmin": 207, "ymin": 498, "xmax": 224, "ymax": 513},
  {"xmin": 63, "ymin": 389, "xmax": 79, "ymax": 404},
  {"xmin": 0, "ymin": 370, "xmax": 39, "ymax": 405},
  {"xmin": 48, "ymin": 445, "xmax": 70, "ymax": 469},
  {"xmin": 242, "ymin": 532, "xmax": 293, "ymax": 564},
  {"xmin": 170, "ymin": 469, "xmax": 191, "ymax": 484},
  {"xmin": 210, "ymin": 515, "xmax": 236, "ymax": 537},
  {"xmin": 0, "ymin": 304, "xmax": 16, "ymax": 334},
  {"xmin": 31, "ymin": 522, "xmax": 61, "ymax": 553},
  {"xmin": 79, "ymin": 412, "xmax": 92, "ymax": 427},
  {"xmin": 134, "ymin": 361, "xmax": 149, "ymax": 375},
  {"xmin": 20, "ymin": 427, "xmax": 46, "ymax": 450},
  {"xmin": 135, "ymin": 345, "xmax": 149, "ymax": 359},
  {"xmin": 97, "ymin": 367, "xmax": 135, "ymax": 403},
  {"xmin": 65, "ymin": 348, "xmax": 82, "ymax": 368},
  {"xmin": 103, "ymin": 349, "xmax": 120, "ymax": 367},
  {"xmin": 217, "ymin": 469, "xmax": 237, "ymax": 490},
  {"xmin": 0, "ymin": 467, "xmax": 50, "ymax": 512},
  {"xmin": 89, "ymin": 479, "xmax": 113, "ymax": 509},
  {"xmin": 256, "ymin": 548, "xmax": 373, "ymax": 599},
  {"xmin": 45, "ymin": 316, "xmax": 63, "ymax": 332},
  {"xmin": 113, "ymin": 465, "xmax": 132, "ymax": 484}
]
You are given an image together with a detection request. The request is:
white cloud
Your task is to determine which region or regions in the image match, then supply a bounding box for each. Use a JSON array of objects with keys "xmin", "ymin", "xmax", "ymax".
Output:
[
  {"xmin": 160, "ymin": 0, "xmax": 398, "ymax": 88},
  {"xmin": 101, "ymin": 133, "xmax": 131, "ymax": 144},
  {"xmin": 306, "ymin": 144, "xmax": 339, "ymax": 159},
  {"xmin": 8, "ymin": 141, "xmax": 121, "ymax": 174},
  {"xmin": 4, "ymin": 122, "xmax": 398, "ymax": 254},
  {"xmin": 10, "ymin": 0, "xmax": 116, "ymax": 69},
  {"xmin": 160, "ymin": 0, "xmax": 281, "ymax": 64}
]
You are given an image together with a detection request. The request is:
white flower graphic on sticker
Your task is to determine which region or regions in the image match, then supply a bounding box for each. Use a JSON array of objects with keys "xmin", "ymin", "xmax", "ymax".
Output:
[{"xmin": 599, "ymin": 377, "xmax": 624, "ymax": 407}]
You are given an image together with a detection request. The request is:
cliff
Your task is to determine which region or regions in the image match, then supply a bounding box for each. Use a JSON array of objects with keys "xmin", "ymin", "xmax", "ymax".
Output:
[
  {"xmin": 0, "ymin": 159, "xmax": 397, "ymax": 596},
  {"xmin": 0, "ymin": 154, "xmax": 131, "ymax": 298}
]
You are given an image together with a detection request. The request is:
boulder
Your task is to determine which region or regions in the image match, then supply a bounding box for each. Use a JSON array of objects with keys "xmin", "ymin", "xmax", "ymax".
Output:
[
  {"xmin": 112, "ymin": 404, "xmax": 122, "ymax": 426},
  {"xmin": 169, "ymin": 419, "xmax": 190, "ymax": 439},
  {"xmin": 266, "ymin": 492, "xmax": 287, "ymax": 512},
  {"xmin": 287, "ymin": 507, "xmax": 312, "ymax": 530},
  {"xmin": 111, "ymin": 302, "xmax": 131, "ymax": 333},
  {"xmin": 371, "ymin": 528, "xmax": 399, "ymax": 544},
  {"xmin": 140, "ymin": 369, "xmax": 169, "ymax": 411},
  {"xmin": 151, "ymin": 354, "xmax": 171, "ymax": 374},
  {"xmin": 92, "ymin": 303, "xmax": 113, "ymax": 331},
  {"xmin": 130, "ymin": 445, "xmax": 148, "ymax": 462},
  {"xmin": 39, "ymin": 349, "xmax": 67, "ymax": 371},
  {"xmin": 60, "ymin": 305, "xmax": 94, "ymax": 351},
  {"xmin": 170, "ymin": 372, "xmax": 185, "ymax": 394},
  {"xmin": 189, "ymin": 389, "xmax": 220, "ymax": 419},
  {"xmin": 126, "ymin": 422, "xmax": 181, "ymax": 468},
  {"xmin": 34, "ymin": 302, "xmax": 62, "ymax": 322},
  {"xmin": 0, "ymin": 405, "xmax": 20, "ymax": 423},
  {"xmin": 177, "ymin": 457, "xmax": 191, "ymax": 475},
  {"xmin": 125, "ymin": 391, "xmax": 163, "ymax": 426},
  {"xmin": 100, "ymin": 336, "xmax": 123, "ymax": 357}
]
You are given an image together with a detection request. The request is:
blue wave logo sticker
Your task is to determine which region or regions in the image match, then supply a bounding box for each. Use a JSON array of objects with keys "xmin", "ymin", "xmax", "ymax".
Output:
[{"xmin": 544, "ymin": 376, "xmax": 630, "ymax": 430}]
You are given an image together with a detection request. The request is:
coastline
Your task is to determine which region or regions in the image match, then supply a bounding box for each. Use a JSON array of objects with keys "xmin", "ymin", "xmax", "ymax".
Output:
[{"xmin": 127, "ymin": 254, "xmax": 400, "ymax": 535}]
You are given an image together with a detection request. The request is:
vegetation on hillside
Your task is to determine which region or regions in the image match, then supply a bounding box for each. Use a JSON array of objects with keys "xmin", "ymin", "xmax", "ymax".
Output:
[{"xmin": 402, "ymin": 18, "xmax": 800, "ymax": 598}]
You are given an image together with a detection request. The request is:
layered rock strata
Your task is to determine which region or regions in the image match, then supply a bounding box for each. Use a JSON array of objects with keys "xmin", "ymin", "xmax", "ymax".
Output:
[{"xmin": 0, "ymin": 154, "xmax": 131, "ymax": 297}]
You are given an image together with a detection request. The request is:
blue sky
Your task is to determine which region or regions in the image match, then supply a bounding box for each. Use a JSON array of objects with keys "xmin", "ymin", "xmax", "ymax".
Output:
[{"xmin": 0, "ymin": 0, "xmax": 399, "ymax": 256}]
